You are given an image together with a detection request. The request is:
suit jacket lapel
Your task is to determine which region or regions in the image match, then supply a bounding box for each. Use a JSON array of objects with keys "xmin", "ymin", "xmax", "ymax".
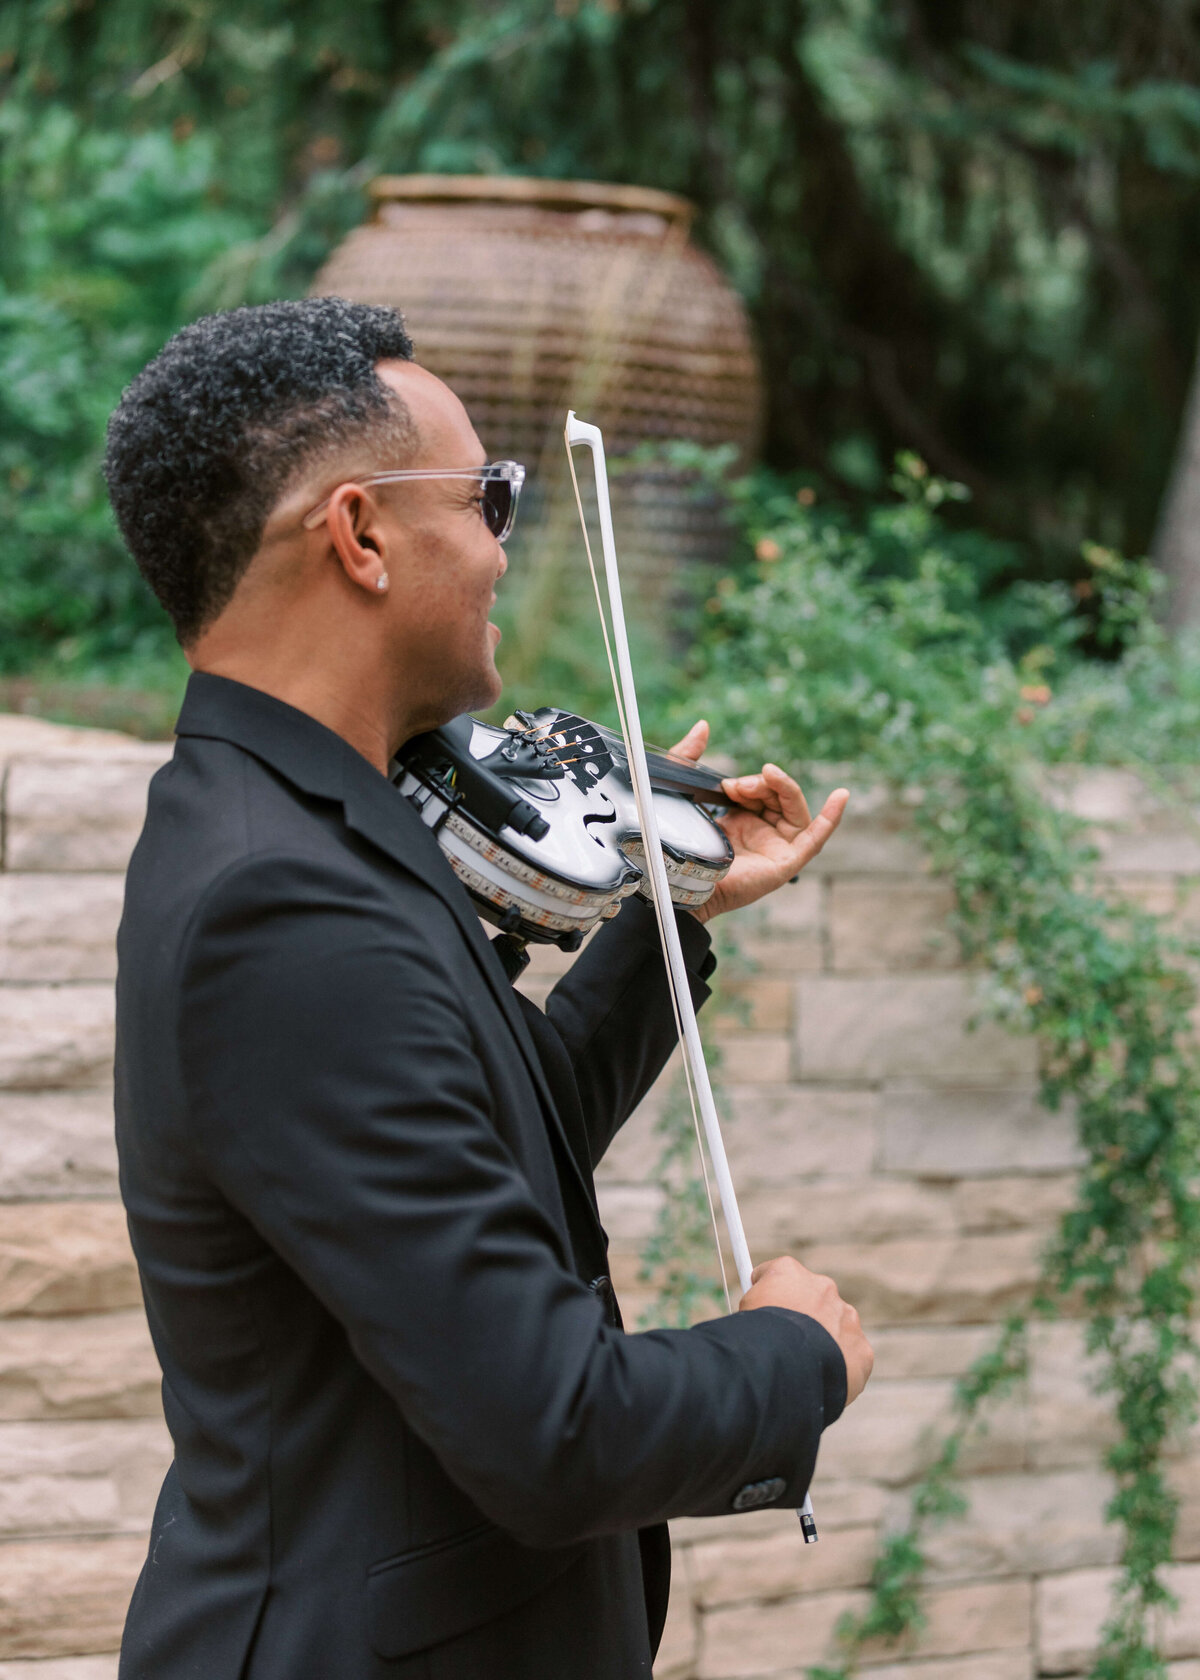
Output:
[{"xmin": 339, "ymin": 770, "xmax": 609, "ymax": 1262}]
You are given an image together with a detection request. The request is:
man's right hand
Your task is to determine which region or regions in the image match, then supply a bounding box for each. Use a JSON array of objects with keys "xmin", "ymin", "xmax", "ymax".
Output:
[{"xmin": 738, "ymin": 1255, "xmax": 873, "ymax": 1405}]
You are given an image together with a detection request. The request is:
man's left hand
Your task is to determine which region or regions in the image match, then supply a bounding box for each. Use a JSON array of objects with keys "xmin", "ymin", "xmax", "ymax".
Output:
[{"xmin": 667, "ymin": 721, "xmax": 849, "ymax": 924}]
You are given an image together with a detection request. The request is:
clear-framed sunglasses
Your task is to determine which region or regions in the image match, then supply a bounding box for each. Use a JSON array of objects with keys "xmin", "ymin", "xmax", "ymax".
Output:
[{"xmin": 301, "ymin": 461, "xmax": 526, "ymax": 543}]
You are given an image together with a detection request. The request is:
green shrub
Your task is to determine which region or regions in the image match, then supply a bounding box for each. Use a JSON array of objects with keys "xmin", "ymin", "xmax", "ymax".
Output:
[
  {"xmin": 0, "ymin": 108, "xmax": 256, "ymax": 676},
  {"xmin": 679, "ymin": 453, "xmax": 1195, "ymax": 776},
  {"xmin": 675, "ymin": 461, "xmax": 1200, "ymax": 1680}
]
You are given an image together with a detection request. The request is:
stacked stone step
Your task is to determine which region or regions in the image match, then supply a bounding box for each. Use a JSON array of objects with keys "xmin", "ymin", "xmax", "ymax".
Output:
[{"xmin": 4, "ymin": 716, "xmax": 1200, "ymax": 1678}]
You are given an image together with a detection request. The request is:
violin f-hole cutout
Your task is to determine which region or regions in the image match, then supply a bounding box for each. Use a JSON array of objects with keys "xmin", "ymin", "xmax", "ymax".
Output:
[{"xmin": 582, "ymin": 804, "xmax": 618, "ymax": 848}]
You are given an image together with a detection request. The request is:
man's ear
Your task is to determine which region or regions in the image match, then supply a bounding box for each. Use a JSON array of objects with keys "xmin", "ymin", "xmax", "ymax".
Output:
[{"xmin": 323, "ymin": 484, "xmax": 391, "ymax": 594}]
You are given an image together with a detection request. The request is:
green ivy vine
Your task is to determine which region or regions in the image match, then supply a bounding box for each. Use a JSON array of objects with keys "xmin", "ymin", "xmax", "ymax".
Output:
[
  {"xmin": 805, "ymin": 743, "xmax": 1200, "ymax": 1679},
  {"xmin": 639, "ymin": 456, "xmax": 1200, "ymax": 1678}
]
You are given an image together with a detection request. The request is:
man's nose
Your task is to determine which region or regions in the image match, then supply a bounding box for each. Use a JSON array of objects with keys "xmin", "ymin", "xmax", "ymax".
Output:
[{"xmin": 495, "ymin": 547, "xmax": 508, "ymax": 580}]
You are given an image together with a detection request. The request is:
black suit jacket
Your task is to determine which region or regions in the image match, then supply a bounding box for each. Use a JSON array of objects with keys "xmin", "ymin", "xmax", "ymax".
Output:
[{"xmin": 114, "ymin": 673, "xmax": 846, "ymax": 1680}]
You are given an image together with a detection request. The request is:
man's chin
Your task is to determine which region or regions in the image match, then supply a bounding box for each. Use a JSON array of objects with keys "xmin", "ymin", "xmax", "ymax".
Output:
[
  {"xmin": 452, "ymin": 659, "xmax": 502, "ymax": 721},
  {"xmin": 478, "ymin": 664, "xmax": 503, "ymax": 713}
]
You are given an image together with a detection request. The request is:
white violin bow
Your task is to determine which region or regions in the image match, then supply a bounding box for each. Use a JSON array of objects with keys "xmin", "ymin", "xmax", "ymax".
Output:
[{"xmin": 564, "ymin": 411, "xmax": 818, "ymax": 1545}]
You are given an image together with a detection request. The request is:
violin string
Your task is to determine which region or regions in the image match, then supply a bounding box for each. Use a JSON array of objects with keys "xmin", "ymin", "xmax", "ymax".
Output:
[{"xmin": 566, "ymin": 441, "xmax": 733, "ymax": 1316}]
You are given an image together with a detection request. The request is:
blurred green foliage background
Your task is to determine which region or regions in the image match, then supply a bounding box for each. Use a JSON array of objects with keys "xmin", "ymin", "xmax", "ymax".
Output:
[
  {"xmin": 10, "ymin": 14, "xmax": 1200, "ymax": 1663},
  {"xmin": 5, "ymin": 0, "xmax": 1200, "ymax": 706}
]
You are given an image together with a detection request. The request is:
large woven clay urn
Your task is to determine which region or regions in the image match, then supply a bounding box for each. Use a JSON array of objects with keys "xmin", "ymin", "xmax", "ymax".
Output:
[{"xmin": 312, "ymin": 174, "xmax": 763, "ymax": 636}]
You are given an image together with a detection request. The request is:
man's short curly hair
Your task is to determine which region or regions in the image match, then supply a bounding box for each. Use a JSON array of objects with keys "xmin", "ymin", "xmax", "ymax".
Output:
[{"xmin": 104, "ymin": 297, "xmax": 416, "ymax": 644}]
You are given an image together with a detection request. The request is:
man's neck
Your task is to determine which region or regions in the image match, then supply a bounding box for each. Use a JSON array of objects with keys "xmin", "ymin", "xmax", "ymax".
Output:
[
  {"xmin": 197, "ymin": 655, "xmax": 400, "ymax": 774},
  {"xmin": 187, "ymin": 617, "xmax": 415, "ymax": 777}
]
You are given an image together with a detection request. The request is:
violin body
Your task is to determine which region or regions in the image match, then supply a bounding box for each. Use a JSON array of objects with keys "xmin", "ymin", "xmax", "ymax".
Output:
[{"xmin": 395, "ymin": 706, "xmax": 733, "ymax": 949}]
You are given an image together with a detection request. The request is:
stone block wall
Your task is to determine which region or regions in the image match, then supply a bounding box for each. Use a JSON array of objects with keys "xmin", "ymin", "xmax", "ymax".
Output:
[
  {"xmin": 2, "ymin": 715, "xmax": 1199, "ymax": 1678},
  {"xmin": 0, "ymin": 721, "xmax": 172, "ymax": 1679}
]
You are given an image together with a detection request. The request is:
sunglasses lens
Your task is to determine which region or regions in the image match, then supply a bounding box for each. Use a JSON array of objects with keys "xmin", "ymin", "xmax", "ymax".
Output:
[{"xmin": 484, "ymin": 477, "xmax": 517, "ymax": 542}]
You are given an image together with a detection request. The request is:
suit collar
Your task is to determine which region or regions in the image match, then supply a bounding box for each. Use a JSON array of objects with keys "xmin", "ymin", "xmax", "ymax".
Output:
[
  {"xmin": 175, "ymin": 673, "xmax": 501, "ymax": 950},
  {"xmin": 176, "ymin": 675, "xmax": 469, "ymax": 910},
  {"xmin": 176, "ymin": 677, "xmax": 477, "ymax": 922},
  {"xmin": 176, "ymin": 671, "xmax": 358, "ymax": 803},
  {"xmin": 175, "ymin": 673, "xmax": 607, "ymax": 1265}
]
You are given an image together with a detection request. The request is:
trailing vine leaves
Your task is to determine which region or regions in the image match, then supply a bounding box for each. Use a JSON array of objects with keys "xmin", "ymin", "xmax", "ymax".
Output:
[
  {"xmin": 672, "ymin": 458, "xmax": 1200, "ymax": 1677},
  {"xmin": 808, "ymin": 1318, "xmax": 1028, "ymax": 1680}
]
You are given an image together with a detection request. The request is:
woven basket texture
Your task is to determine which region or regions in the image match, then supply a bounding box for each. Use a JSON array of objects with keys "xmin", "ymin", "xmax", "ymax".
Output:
[{"xmin": 312, "ymin": 178, "xmax": 763, "ymax": 613}]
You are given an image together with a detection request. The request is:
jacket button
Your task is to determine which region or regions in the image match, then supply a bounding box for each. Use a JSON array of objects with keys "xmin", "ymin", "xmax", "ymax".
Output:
[{"xmin": 731, "ymin": 1477, "xmax": 786, "ymax": 1512}]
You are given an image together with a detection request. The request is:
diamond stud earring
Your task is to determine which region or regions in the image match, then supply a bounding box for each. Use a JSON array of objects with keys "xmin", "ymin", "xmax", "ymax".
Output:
[{"xmin": 375, "ymin": 573, "xmax": 389, "ymax": 592}]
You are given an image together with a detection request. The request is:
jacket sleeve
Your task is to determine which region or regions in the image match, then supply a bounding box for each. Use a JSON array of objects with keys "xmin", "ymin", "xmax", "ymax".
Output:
[
  {"xmin": 542, "ymin": 894, "xmax": 716, "ymax": 1167},
  {"xmin": 177, "ymin": 855, "xmax": 845, "ymax": 1550}
]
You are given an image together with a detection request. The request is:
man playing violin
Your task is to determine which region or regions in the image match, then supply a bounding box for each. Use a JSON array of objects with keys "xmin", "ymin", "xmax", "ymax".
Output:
[{"xmin": 105, "ymin": 297, "xmax": 873, "ymax": 1680}]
